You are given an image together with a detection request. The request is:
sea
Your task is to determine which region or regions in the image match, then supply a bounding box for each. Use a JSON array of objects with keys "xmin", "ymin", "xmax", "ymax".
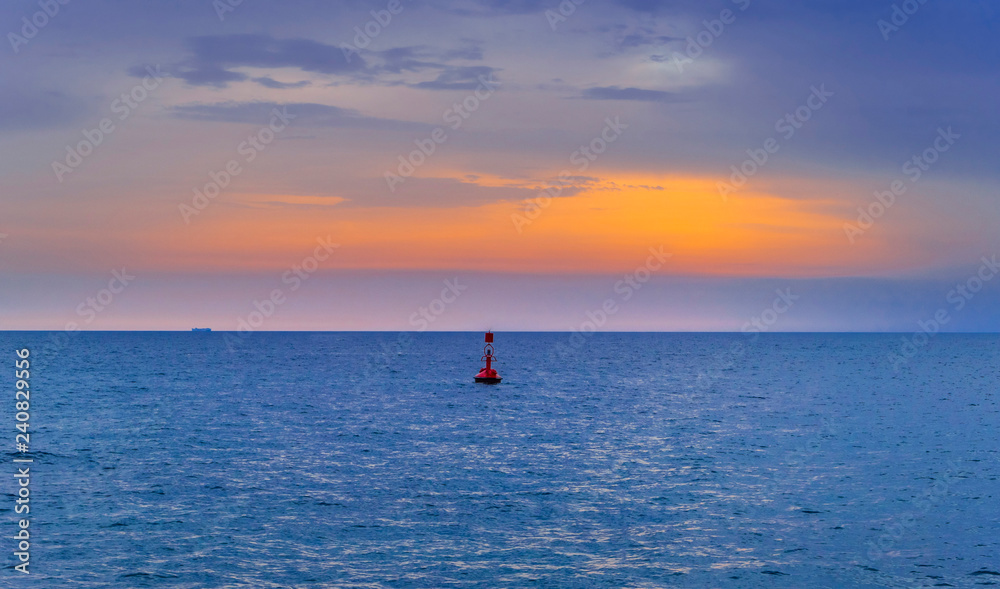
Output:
[{"xmin": 0, "ymin": 332, "xmax": 998, "ymax": 588}]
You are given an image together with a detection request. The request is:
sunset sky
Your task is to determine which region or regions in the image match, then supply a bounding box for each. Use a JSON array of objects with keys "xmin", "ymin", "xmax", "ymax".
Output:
[{"xmin": 2, "ymin": 0, "xmax": 999, "ymax": 331}]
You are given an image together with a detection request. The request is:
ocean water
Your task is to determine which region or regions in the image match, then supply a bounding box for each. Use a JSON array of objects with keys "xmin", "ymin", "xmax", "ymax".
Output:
[{"xmin": 1, "ymin": 332, "xmax": 998, "ymax": 588}]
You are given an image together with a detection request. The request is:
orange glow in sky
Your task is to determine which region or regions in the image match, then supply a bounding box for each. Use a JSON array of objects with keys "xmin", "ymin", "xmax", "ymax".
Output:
[{"xmin": 123, "ymin": 172, "xmax": 911, "ymax": 277}]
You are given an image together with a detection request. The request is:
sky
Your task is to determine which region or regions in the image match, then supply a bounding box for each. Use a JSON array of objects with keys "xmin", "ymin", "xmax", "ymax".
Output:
[{"xmin": 1, "ymin": 0, "xmax": 999, "ymax": 331}]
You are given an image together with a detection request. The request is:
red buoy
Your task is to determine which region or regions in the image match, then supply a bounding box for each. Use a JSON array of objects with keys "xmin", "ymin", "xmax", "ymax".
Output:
[{"xmin": 474, "ymin": 331, "xmax": 502, "ymax": 384}]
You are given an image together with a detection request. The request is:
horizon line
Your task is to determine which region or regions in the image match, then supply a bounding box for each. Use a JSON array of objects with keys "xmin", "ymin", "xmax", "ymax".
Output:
[{"xmin": 3, "ymin": 330, "xmax": 1000, "ymax": 335}]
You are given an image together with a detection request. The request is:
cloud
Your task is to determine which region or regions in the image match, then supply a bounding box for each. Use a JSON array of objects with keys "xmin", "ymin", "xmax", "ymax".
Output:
[
  {"xmin": 580, "ymin": 86, "xmax": 684, "ymax": 102},
  {"xmin": 368, "ymin": 46, "xmax": 500, "ymax": 90},
  {"xmin": 596, "ymin": 24, "xmax": 682, "ymax": 51},
  {"xmin": 443, "ymin": 0, "xmax": 550, "ymax": 16},
  {"xmin": 169, "ymin": 101, "xmax": 435, "ymax": 132},
  {"xmin": 170, "ymin": 64, "xmax": 248, "ymax": 88},
  {"xmin": 233, "ymin": 194, "xmax": 348, "ymax": 210},
  {"xmin": 189, "ymin": 34, "xmax": 363, "ymax": 74},
  {"xmin": 617, "ymin": 32, "xmax": 679, "ymax": 48},
  {"xmin": 252, "ymin": 77, "xmax": 311, "ymax": 89},
  {"xmin": 372, "ymin": 46, "xmax": 446, "ymax": 75},
  {"xmin": 143, "ymin": 34, "xmax": 497, "ymax": 91},
  {"xmin": 457, "ymin": 0, "xmax": 728, "ymax": 16},
  {"xmin": 151, "ymin": 34, "xmax": 365, "ymax": 88},
  {"xmin": 441, "ymin": 39, "xmax": 486, "ymax": 61},
  {"xmin": 355, "ymin": 175, "xmax": 544, "ymax": 207},
  {"xmin": 412, "ymin": 65, "xmax": 500, "ymax": 90}
]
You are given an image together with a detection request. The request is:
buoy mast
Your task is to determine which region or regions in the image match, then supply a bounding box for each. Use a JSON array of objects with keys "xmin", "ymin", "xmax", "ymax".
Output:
[{"xmin": 474, "ymin": 331, "xmax": 502, "ymax": 384}]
